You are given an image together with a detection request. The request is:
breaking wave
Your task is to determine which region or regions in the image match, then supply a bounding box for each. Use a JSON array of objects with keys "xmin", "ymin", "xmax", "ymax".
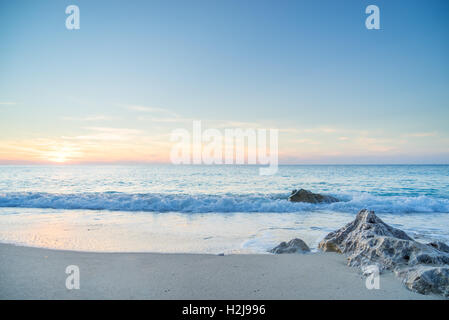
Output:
[{"xmin": 1, "ymin": 192, "xmax": 449, "ymax": 214}]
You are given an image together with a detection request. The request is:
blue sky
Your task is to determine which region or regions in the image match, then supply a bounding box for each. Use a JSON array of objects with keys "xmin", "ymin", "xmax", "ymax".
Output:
[{"xmin": 1, "ymin": 0, "xmax": 449, "ymax": 164}]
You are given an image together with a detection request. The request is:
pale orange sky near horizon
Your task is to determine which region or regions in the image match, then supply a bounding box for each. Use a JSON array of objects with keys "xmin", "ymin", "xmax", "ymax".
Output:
[{"xmin": 1, "ymin": 115, "xmax": 448, "ymax": 165}]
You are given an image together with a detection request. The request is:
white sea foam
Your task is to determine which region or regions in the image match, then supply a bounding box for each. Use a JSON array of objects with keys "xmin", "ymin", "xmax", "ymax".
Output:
[{"xmin": 1, "ymin": 191, "xmax": 448, "ymax": 214}]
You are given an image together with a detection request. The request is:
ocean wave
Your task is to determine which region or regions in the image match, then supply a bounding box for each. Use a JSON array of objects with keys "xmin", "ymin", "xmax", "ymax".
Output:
[{"xmin": 0, "ymin": 192, "xmax": 449, "ymax": 214}]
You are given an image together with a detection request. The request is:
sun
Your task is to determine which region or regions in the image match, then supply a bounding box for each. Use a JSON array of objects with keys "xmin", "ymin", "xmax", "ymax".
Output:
[
  {"xmin": 49, "ymin": 152, "xmax": 68, "ymax": 163},
  {"xmin": 45, "ymin": 146, "xmax": 80, "ymax": 163}
]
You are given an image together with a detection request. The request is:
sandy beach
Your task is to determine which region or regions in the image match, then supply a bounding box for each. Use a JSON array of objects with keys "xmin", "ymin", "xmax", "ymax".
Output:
[{"xmin": 0, "ymin": 243, "xmax": 439, "ymax": 300}]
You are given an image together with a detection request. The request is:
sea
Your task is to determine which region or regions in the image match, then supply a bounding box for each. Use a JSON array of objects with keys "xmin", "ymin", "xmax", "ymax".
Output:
[{"xmin": 0, "ymin": 164, "xmax": 448, "ymax": 253}]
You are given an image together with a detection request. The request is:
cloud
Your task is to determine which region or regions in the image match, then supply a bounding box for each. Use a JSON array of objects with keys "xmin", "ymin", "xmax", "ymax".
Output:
[
  {"xmin": 280, "ymin": 126, "xmax": 339, "ymax": 134},
  {"xmin": 64, "ymin": 127, "xmax": 145, "ymax": 141},
  {"xmin": 405, "ymin": 132, "xmax": 437, "ymax": 138},
  {"xmin": 292, "ymin": 138, "xmax": 322, "ymax": 145},
  {"xmin": 87, "ymin": 127, "xmax": 143, "ymax": 134},
  {"xmin": 137, "ymin": 116, "xmax": 193, "ymax": 123},
  {"xmin": 0, "ymin": 138, "xmax": 84, "ymax": 163},
  {"xmin": 214, "ymin": 120, "xmax": 265, "ymax": 129},
  {"xmin": 0, "ymin": 102, "xmax": 17, "ymax": 105},
  {"xmin": 125, "ymin": 105, "xmax": 179, "ymax": 117},
  {"xmin": 354, "ymin": 137, "xmax": 397, "ymax": 153},
  {"xmin": 61, "ymin": 115, "xmax": 114, "ymax": 121}
]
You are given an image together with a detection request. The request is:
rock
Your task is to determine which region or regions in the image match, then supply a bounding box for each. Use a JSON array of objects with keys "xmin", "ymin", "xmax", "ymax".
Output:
[
  {"xmin": 288, "ymin": 189, "xmax": 339, "ymax": 203},
  {"xmin": 396, "ymin": 266, "xmax": 449, "ymax": 297},
  {"xmin": 428, "ymin": 241, "xmax": 449, "ymax": 254},
  {"xmin": 319, "ymin": 241, "xmax": 342, "ymax": 254},
  {"xmin": 318, "ymin": 209, "xmax": 449, "ymax": 297},
  {"xmin": 318, "ymin": 209, "xmax": 413, "ymax": 266},
  {"xmin": 270, "ymin": 238, "xmax": 310, "ymax": 254}
]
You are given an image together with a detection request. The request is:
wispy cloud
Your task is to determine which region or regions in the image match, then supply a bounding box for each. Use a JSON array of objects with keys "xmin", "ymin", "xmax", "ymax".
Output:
[
  {"xmin": 405, "ymin": 132, "xmax": 437, "ymax": 138},
  {"xmin": 215, "ymin": 120, "xmax": 265, "ymax": 129},
  {"xmin": 0, "ymin": 102, "xmax": 17, "ymax": 105},
  {"xmin": 292, "ymin": 138, "xmax": 322, "ymax": 145},
  {"xmin": 280, "ymin": 126, "xmax": 339, "ymax": 134},
  {"xmin": 354, "ymin": 137, "xmax": 397, "ymax": 153},
  {"xmin": 125, "ymin": 105, "xmax": 179, "ymax": 117},
  {"xmin": 137, "ymin": 116, "xmax": 194, "ymax": 123},
  {"xmin": 0, "ymin": 139, "xmax": 84, "ymax": 163},
  {"xmin": 61, "ymin": 115, "xmax": 114, "ymax": 121},
  {"xmin": 64, "ymin": 127, "xmax": 144, "ymax": 141}
]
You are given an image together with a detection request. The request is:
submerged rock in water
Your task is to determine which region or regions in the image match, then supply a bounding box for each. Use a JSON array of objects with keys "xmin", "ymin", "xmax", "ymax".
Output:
[
  {"xmin": 318, "ymin": 209, "xmax": 449, "ymax": 297},
  {"xmin": 270, "ymin": 238, "xmax": 310, "ymax": 254},
  {"xmin": 288, "ymin": 189, "xmax": 339, "ymax": 203}
]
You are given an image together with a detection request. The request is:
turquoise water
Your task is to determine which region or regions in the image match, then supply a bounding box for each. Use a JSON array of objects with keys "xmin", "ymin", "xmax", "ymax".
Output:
[{"xmin": 0, "ymin": 165, "xmax": 448, "ymax": 253}]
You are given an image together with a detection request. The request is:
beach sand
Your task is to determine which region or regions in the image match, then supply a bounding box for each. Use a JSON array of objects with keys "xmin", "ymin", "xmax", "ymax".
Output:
[{"xmin": 0, "ymin": 243, "xmax": 440, "ymax": 299}]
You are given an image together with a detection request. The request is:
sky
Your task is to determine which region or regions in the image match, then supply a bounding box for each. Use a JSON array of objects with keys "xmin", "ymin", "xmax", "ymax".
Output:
[{"xmin": 1, "ymin": 0, "xmax": 449, "ymax": 164}]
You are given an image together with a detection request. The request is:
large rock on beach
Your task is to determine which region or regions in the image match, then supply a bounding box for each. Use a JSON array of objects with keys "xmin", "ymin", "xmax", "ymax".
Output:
[
  {"xmin": 288, "ymin": 189, "xmax": 339, "ymax": 203},
  {"xmin": 396, "ymin": 265, "xmax": 449, "ymax": 297},
  {"xmin": 319, "ymin": 209, "xmax": 449, "ymax": 297},
  {"xmin": 270, "ymin": 238, "xmax": 310, "ymax": 254},
  {"xmin": 428, "ymin": 241, "xmax": 449, "ymax": 254}
]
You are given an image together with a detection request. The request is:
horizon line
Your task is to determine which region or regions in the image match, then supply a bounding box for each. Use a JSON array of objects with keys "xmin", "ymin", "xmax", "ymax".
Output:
[{"xmin": 0, "ymin": 162, "xmax": 448, "ymax": 166}]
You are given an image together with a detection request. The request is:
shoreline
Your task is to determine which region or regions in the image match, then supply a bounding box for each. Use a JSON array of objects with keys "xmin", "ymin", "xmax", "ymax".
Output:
[
  {"xmin": 2, "ymin": 207, "xmax": 448, "ymax": 255},
  {"xmin": 0, "ymin": 243, "xmax": 441, "ymax": 299}
]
